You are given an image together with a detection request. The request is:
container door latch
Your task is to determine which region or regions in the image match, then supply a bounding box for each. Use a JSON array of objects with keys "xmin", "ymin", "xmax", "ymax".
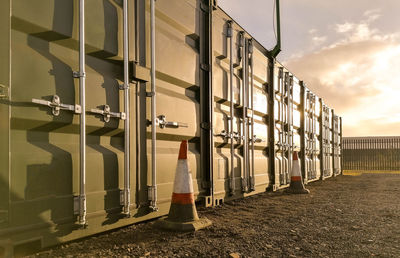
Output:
[
  {"xmin": 89, "ymin": 105, "xmax": 126, "ymax": 122},
  {"xmin": 32, "ymin": 95, "xmax": 81, "ymax": 116},
  {"xmin": 148, "ymin": 115, "xmax": 188, "ymax": 129}
]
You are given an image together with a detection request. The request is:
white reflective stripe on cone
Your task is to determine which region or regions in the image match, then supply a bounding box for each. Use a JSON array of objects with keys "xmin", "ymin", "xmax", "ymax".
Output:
[
  {"xmin": 292, "ymin": 159, "xmax": 301, "ymax": 177},
  {"xmin": 173, "ymin": 159, "xmax": 194, "ymax": 194}
]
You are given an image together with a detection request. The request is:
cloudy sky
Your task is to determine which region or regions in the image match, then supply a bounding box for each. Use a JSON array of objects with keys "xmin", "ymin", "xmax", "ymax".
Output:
[{"xmin": 219, "ymin": 0, "xmax": 400, "ymax": 136}]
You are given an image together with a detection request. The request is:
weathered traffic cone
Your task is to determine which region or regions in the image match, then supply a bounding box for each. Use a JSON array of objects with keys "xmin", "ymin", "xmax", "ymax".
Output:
[
  {"xmin": 285, "ymin": 151, "xmax": 310, "ymax": 194},
  {"xmin": 156, "ymin": 140, "xmax": 212, "ymax": 231}
]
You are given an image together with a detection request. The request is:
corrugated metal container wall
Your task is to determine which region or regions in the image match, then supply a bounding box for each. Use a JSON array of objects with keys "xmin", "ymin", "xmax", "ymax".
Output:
[
  {"xmin": 0, "ymin": 0, "xmax": 343, "ymax": 253},
  {"xmin": 343, "ymin": 137, "xmax": 400, "ymax": 171}
]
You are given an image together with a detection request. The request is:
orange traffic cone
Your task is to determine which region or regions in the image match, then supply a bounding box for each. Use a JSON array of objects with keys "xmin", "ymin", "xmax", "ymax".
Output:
[
  {"xmin": 156, "ymin": 140, "xmax": 212, "ymax": 231},
  {"xmin": 285, "ymin": 151, "xmax": 310, "ymax": 194}
]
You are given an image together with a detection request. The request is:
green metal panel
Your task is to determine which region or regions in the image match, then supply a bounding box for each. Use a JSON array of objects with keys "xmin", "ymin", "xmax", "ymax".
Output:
[{"xmin": 0, "ymin": 0, "xmax": 10, "ymax": 231}]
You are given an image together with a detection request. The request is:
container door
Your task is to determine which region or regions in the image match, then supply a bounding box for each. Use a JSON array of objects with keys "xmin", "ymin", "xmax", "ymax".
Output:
[
  {"xmin": 211, "ymin": 14, "xmax": 247, "ymax": 202},
  {"xmin": 272, "ymin": 66, "xmax": 294, "ymax": 189},
  {"xmin": 10, "ymin": 0, "xmax": 129, "ymax": 230},
  {"xmin": 332, "ymin": 113, "xmax": 340, "ymax": 175},
  {"xmin": 140, "ymin": 0, "xmax": 202, "ymax": 211},
  {"xmin": 210, "ymin": 8, "xmax": 270, "ymax": 204},
  {"xmin": 303, "ymin": 91, "xmax": 320, "ymax": 182},
  {"xmin": 291, "ymin": 78, "xmax": 303, "ymax": 180},
  {"xmin": 321, "ymin": 105, "xmax": 333, "ymax": 178},
  {"xmin": 249, "ymin": 44, "xmax": 270, "ymax": 195},
  {"xmin": 287, "ymin": 75, "xmax": 302, "ymax": 182}
]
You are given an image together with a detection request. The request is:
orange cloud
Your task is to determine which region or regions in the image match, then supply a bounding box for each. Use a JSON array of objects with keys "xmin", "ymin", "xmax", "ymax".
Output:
[
  {"xmin": 284, "ymin": 20, "xmax": 400, "ymax": 137},
  {"xmin": 285, "ymin": 40, "xmax": 389, "ymax": 112}
]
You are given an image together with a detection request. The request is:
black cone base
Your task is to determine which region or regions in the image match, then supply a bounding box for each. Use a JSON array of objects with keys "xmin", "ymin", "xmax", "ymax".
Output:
[
  {"xmin": 284, "ymin": 180, "xmax": 310, "ymax": 194},
  {"xmin": 155, "ymin": 217, "xmax": 212, "ymax": 232},
  {"xmin": 155, "ymin": 203, "xmax": 212, "ymax": 231},
  {"xmin": 285, "ymin": 187, "xmax": 310, "ymax": 194},
  {"xmin": 167, "ymin": 203, "xmax": 199, "ymax": 222}
]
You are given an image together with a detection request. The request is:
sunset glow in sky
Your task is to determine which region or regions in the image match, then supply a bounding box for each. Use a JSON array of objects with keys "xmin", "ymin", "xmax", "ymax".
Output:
[{"xmin": 219, "ymin": 0, "xmax": 400, "ymax": 136}]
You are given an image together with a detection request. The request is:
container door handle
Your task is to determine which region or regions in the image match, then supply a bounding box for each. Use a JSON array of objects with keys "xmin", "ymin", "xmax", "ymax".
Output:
[
  {"xmin": 32, "ymin": 95, "xmax": 81, "ymax": 116},
  {"xmin": 156, "ymin": 115, "xmax": 188, "ymax": 129},
  {"xmin": 252, "ymin": 135, "xmax": 264, "ymax": 143},
  {"xmin": 89, "ymin": 105, "xmax": 126, "ymax": 122}
]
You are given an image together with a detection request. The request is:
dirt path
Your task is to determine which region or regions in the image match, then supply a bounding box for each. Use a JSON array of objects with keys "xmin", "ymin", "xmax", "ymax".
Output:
[{"xmin": 31, "ymin": 174, "xmax": 400, "ymax": 257}]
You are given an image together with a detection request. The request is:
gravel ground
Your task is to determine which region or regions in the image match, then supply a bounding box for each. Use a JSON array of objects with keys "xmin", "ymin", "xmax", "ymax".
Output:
[{"xmin": 30, "ymin": 173, "xmax": 400, "ymax": 257}]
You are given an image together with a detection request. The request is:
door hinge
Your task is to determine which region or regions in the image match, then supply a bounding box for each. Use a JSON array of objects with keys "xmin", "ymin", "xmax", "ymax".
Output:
[
  {"xmin": 201, "ymin": 122, "xmax": 210, "ymax": 130},
  {"xmin": 0, "ymin": 84, "xmax": 9, "ymax": 99},
  {"xmin": 200, "ymin": 63, "xmax": 210, "ymax": 72}
]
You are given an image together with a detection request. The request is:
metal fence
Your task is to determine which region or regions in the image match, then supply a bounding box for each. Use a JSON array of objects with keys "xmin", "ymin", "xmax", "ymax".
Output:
[{"xmin": 342, "ymin": 137, "xmax": 400, "ymax": 171}]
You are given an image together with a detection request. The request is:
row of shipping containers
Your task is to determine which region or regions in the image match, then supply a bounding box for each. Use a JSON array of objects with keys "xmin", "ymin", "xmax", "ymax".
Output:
[
  {"xmin": 343, "ymin": 137, "xmax": 400, "ymax": 171},
  {"xmin": 0, "ymin": 0, "xmax": 342, "ymax": 253}
]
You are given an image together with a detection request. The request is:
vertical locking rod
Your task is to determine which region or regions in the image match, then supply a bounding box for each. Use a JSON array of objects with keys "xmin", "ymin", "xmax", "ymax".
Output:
[
  {"xmin": 249, "ymin": 39, "xmax": 255, "ymax": 191},
  {"xmin": 320, "ymin": 101, "xmax": 324, "ymax": 179},
  {"xmin": 241, "ymin": 38, "xmax": 248, "ymax": 192},
  {"xmin": 78, "ymin": 0, "xmax": 87, "ymax": 226},
  {"xmin": 268, "ymin": 58, "xmax": 276, "ymax": 190},
  {"xmin": 149, "ymin": 0, "xmax": 158, "ymax": 211},
  {"xmin": 122, "ymin": 0, "xmax": 131, "ymax": 216},
  {"xmin": 299, "ymin": 81, "xmax": 306, "ymax": 181},
  {"xmin": 312, "ymin": 95, "xmax": 316, "ymax": 178},
  {"xmin": 286, "ymin": 73, "xmax": 292, "ymax": 184},
  {"xmin": 279, "ymin": 69, "xmax": 284, "ymax": 185},
  {"xmin": 227, "ymin": 21, "xmax": 235, "ymax": 195},
  {"xmin": 239, "ymin": 32, "xmax": 246, "ymax": 192},
  {"xmin": 284, "ymin": 73, "xmax": 289, "ymax": 184},
  {"xmin": 245, "ymin": 40, "xmax": 251, "ymax": 189}
]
